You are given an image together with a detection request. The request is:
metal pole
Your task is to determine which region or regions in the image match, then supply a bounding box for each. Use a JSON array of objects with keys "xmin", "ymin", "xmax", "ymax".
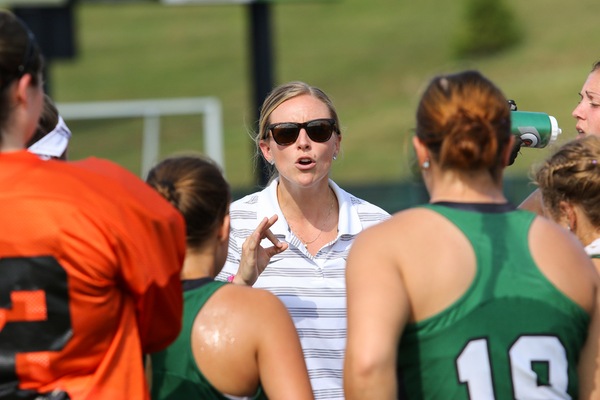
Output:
[
  {"xmin": 203, "ymin": 98, "xmax": 224, "ymax": 170},
  {"xmin": 248, "ymin": 1, "xmax": 274, "ymax": 188},
  {"xmin": 142, "ymin": 111, "xmax": 161, "ymax": 179}
]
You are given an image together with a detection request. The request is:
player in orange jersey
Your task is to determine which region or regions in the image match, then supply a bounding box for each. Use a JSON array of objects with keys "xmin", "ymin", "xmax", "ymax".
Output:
[{"xmin": 0, "ymin": 11, "xmax": 186, "ymax": 400}]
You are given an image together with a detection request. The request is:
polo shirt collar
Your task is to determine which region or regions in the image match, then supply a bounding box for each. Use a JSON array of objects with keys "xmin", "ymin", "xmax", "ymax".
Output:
[{"xmin": 261, "ymin": 178, "xmax": 363, "ymax": 238}]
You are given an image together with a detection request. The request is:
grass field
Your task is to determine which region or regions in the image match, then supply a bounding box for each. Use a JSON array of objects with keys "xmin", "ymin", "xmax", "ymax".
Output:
[{"xmin": 48, "ymin": 0, "xmax": 600, "ymax": 196}]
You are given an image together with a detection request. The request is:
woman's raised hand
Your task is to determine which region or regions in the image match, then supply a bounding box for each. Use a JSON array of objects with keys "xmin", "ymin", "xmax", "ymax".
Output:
[{"xmin": 235, "ymin": 215, "xmax": 288, "ymax": 286}]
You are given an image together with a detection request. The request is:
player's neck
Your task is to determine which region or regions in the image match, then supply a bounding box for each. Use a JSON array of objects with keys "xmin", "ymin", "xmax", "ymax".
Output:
[
  {"xmin": 428, "ymin": 170, "xmax": 506, "ymax": 204},
  {"xmin": 181, "ymin": 248, "xmax": 218, "ymax": 280}
]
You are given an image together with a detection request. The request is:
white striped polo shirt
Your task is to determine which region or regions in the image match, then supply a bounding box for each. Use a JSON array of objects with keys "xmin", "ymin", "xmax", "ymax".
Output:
[{"xmin": 216, "ymin": 178, "xmax": 390, "ymax": 400}]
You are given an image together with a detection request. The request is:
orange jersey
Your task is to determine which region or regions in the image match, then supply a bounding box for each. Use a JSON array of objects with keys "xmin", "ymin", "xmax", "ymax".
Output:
[{"xmin": 0, "ymin": 151, "xmax": 186, "ymax": 400}]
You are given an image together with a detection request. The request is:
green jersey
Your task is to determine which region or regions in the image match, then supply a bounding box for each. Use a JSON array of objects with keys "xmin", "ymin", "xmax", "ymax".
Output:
[
  {"xmin": 151, "ymin": 278, "xmax": 267, "ymax": 400},
  {"xmin": 397, "ymin": 203, "xmax": 589, "ymax": 400}
]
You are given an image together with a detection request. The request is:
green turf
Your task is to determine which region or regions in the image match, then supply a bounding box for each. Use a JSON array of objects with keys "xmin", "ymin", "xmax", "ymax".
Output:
[{"xmin": 49, "ymin": 0, "xmax": 600, "ymax": 190}]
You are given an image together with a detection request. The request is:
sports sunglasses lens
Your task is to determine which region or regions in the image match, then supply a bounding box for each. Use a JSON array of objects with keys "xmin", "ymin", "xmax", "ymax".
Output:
[
  {"xmin": 272, "ymin": 124, "xmax": 300, "ymax": 145},
  {"xmin": 306, "ymin": 121, "xmax": 334, "ymax": 142}
]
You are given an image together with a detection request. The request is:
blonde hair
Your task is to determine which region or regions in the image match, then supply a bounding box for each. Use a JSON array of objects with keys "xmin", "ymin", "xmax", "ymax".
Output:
[
  {"xmin": 253, "ymin": 81, "xmax": 341, "ymax": 182},
  {"xmin": 534, "ymin": 135, "xmax": 600, "ymax": 227}
]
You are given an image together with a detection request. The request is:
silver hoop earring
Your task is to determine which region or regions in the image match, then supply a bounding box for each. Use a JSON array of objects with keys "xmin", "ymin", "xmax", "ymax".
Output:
[{"xmin": 333, "ymin": 155, "xmax": 337, "ymax": 161}]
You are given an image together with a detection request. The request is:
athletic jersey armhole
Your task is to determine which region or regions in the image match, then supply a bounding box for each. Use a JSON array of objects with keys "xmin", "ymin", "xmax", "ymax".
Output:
[{"xmin": 188, "ymin": 281, "xmax": 268, "ymax": 400}]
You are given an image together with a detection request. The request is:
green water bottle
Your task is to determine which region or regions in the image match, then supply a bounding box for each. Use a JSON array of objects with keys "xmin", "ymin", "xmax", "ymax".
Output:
[{"xmin": 511, "ymin": 111, "xmax": 562, "ymax": 148}]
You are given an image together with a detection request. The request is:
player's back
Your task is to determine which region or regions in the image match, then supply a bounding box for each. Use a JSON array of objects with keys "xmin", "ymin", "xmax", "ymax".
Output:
[
  {"xmin": 397, "ymin": 203, "xmax": 590, "ymax": 400},
  {"xmin": 0, "ymin": 151, "xmax": 185, "ymax": 400}
]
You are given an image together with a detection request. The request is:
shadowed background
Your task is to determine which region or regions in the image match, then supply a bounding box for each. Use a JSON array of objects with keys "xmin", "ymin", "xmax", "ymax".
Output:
[{"xmin": 41, "ymin": 0, "xmax": 599, "ymax": 211}]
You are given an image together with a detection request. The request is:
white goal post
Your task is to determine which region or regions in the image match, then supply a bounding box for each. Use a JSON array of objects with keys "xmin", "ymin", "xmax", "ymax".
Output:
[{"xmin": 57, "ymin": 97, "xmax": 224, "ymax": 178}]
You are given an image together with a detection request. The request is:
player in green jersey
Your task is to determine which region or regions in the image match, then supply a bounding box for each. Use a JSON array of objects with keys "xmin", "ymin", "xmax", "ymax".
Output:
[
  {"xmin": 344, "ymin": 70, "xmax": 600, "ymax": 399},
  {"xmin": 147, "ymin": 155, "xmax": 313, "ymax": 400}
]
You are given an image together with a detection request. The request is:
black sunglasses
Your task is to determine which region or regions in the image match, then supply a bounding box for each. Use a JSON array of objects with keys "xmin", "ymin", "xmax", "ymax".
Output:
[{"xmin": 266, "ymin": 118, "xmax": 338, "ymax": 146}]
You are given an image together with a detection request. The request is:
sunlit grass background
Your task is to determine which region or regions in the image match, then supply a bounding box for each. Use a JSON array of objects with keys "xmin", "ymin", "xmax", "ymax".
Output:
[{"xmin": 48, "ymin": 0, "xmax": 600, "ymax": 208}]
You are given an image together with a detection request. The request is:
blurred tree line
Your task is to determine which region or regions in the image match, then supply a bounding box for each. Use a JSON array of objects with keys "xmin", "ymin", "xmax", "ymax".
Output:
[{"xmin": 454, "ymin": 0, "xmax": 522, "ymax": 58}]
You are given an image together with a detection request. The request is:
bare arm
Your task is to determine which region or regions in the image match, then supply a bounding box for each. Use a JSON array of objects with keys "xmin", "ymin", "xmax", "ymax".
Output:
[
  {"xmin": 578, "ymin": 275, "xmax": 600, "ymax": 398},
  {"xmin": 529, "ymin": 217, "xmax": 600, "ymax": 397},
  {"xmin": 344, "ymin": 222, "xmax": 410, "ymax": 400}
]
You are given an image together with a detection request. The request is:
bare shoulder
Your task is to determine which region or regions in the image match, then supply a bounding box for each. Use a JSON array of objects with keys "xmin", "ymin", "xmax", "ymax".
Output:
[
  {"xmin": 349, "ymin": 206, "xmax": 450, "ymax": 278},
  {"xmin": 191, "ymin": 284, "xmax": 301, "ymax": 397},
  {"xmin": 192, "ymin": 284, "xmax": 296, "ymax": 359},
  {"xmin": 207, "ymin": 284, "xmax": 299, "ymax": 354},
  {"xmin": 353, "ymin": 206, "xmax": 457, "ymax": 257},
  {"xmin": 357, "ymin": 207, "xmax": 436, "ymax": 240},
  {"xmin": 530, "ymin": 216, "xmax": 599, "ymax": 312},
  {"xmin": 518, "ymin": 189, "xmax": 544, "ymax": 215},
  {"xmin": 530, "ymin": 216, "xmax": 596, "ymax": 277},
  {"xmin": 210, "ymin": 284, "xmax": 290, "ymax": 321}
]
